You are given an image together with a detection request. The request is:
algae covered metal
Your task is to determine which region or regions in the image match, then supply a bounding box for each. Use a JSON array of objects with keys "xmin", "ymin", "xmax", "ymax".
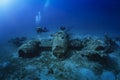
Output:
[
  {"xmin": 52, "ymin": 30, "xmax": 68, "ymax": 58},
  {"xmin": 18, "ymin": 40, "xmax": 40, "ymax": 58}
]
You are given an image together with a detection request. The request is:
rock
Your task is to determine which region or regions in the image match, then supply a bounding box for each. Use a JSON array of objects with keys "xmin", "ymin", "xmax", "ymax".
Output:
[
  {"xmin": 18, "ymin": 40, "xmax": 40, "ymax": 58},
  {"xmin": 52, "ymin": 30, "xmax": 68, "ymax": 58}
]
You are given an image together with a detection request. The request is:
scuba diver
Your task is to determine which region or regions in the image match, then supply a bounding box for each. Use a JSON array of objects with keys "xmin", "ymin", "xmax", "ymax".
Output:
[{"xmin": 36, "ymin": 27, "xmax": 49, "ymax": 34}]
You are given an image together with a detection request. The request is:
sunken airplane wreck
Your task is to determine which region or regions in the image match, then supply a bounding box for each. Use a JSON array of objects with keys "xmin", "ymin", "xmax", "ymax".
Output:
[
  {"xmin": 18, "ymin": 27, "xmax": 69, "ymax": 58},
  {"xmin": 5, "ymin": 27, "xmax": 120, "ymax": 80},
  {"xmin": 18, "ymin": 27, "xmax": 119, "ymax": 59}
]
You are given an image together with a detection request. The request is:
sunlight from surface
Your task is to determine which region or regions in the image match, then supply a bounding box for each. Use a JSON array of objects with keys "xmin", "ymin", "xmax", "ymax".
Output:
[
  {"xmin": 44, "ymin": 0, "xmax": 50, "ymax": 8},
  {"xmin": 0, "ymin": 0, "xmax": 27, "ymax": 32},
  {"xmin": 0, "ymin": 0, "xmax": 13, "ymax": 9}
]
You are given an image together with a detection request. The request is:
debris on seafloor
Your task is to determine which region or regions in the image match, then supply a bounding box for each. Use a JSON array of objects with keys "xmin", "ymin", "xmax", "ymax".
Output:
[{"xmin": 8, "ymin": 37, "xmax": 27, "ymax": 47}]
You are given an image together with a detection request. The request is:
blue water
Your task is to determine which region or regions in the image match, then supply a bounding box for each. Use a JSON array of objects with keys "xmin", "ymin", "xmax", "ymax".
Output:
[
  {"xmin": 0, "ymin": 0, "xmax": 120, "ymax": 80},
  {"xmin": 0, "ymin": 0, "xmax": 120, "ymax": 41}
]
